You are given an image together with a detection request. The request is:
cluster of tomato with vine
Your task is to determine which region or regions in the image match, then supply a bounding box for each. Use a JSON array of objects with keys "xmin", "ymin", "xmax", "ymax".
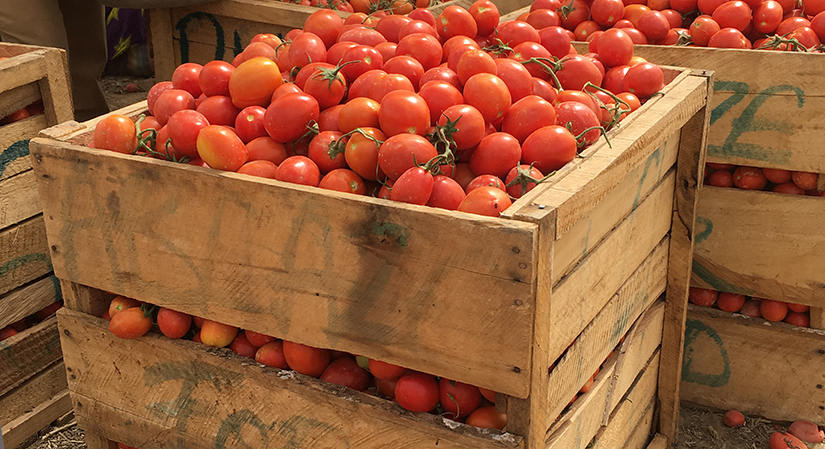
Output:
[
  {"xmin": 515, "ymin": 0, "xmax": 825, "ymax": 50},
  {"xmin": 104, "ymin": 295, "xmax": 507, "ymax": 430}
]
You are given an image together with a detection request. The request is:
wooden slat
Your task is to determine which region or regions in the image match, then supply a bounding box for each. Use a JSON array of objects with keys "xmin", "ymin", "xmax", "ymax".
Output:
[
  {"xmin": 588, "ymin": 351, "xmax": 660, "ymax": 449},
  {"xmin": 59, "ymin": 308, "xmax": 523, "ymax": 449},
  {"xmin": 1, "ymin": 138, "xmax": 35, "ymax": 182},
  {"xmin": 692, "ymin": 186, "xmax": 825, "ymax": 306},
  {"xmin": 545, "ymin": 243, "xmax": 667, "ymax": 428},
  {"xmin": 818, "ymin": 173, "xmax": 825, "ymax": 191},
  {"xmin": 547, "ymin": 171, "xmax": 674, "ymax": 362},
  {"xmin": 0, "ymin": 275, "xmax": 61, "ymax": 329},
  {"xmin": 1, "ymin": 390, "xmax": 72, "ymax": 449},
  {"xmin": 0, "ymin": 51, "xmax": 49, "ymax": 93},
  {"xmin": 0, "ymin": 82, "xmax": 41, "ymax": 119},
  {"xmin": 30, "ymin": 138, "xmax": 537, "ymax": 398},
  {"xmin": 36, "ymin": 42, "xmax": 73, "ymax": 126},
  {"xmin": 622, "ymin": 405, "xmax": 656, "ymax": 449},
  {"xmin": 0, "ymin": 360, "xmax": 68, "ymax": 426},
  {"xmin": 0, "ymin": 316, "xmax": 62, "ymax": 397},
  {"xmin": 172, "ymin": 38, "xmax": 238, "ymax": 67},
  {"xmin": 658, "ymin": 75, "xmax": 712, "ymax": 444},
  {"xmin": 0, "ymin": 43, "xmax": 47, "ymax": 59},
  {"xmin": 646, "ymin": 434, "xmax": 668, "ymax": 449},
  {"xmin": 149, "ymin": 9, "xmax": 176, "ymax": 82},
  {"xmin": 0, "ymin": 168, "xmax": 42, "ymax": 230},
  {"xmin": 552, "ymin": 135, "xmax": 679, "ymax": 280},
  {"xmin": 625, "ymin": 46, "xmax": 825, "ymax": 174},
  {"xmin": 0, "ymin": 114, "xmax": 48, "ymax": 150},
  {"xmin": 0, "ymin": 215, "xmax": 52, "ymax": 297},
  {"xmin": 681, "ymin": 305, "xmax": 825, "ymax": 425},
  {"xmin": 811, "ymin": 308, "xmax": 825, "ymax": 330}
]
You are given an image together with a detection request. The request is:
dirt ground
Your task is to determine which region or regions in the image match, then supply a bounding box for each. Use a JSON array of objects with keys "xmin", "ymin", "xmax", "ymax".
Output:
[{"xmin": 100, "ymin": 75, "xmax": 154, "ymax": 111}]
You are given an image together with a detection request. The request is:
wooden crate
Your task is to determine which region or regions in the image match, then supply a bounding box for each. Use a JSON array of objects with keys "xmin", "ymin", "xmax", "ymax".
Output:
[
  {"xmin": 29, "ymin": 66, "xmax": 711, "ymax": 449},
  {"xmin": 0, "ymin": 42, "xmax": 74, "ymax": 448},
  {"xmin": 148, "ymin": 0, "xmax": 531, "ymax": 81}
]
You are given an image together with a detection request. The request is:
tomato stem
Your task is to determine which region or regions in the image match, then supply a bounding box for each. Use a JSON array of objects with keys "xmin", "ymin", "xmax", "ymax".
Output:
[
  {"xmin": 520, "ymin": 57, "xmax": 564, "ymax": 91},
  {"xmin": 504, "ymin": 163, "xmax": 557, "ymax": 197}
]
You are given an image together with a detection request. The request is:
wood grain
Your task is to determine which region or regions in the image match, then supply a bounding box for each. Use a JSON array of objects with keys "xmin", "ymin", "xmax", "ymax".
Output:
[
  {"xmin": 0, "ymin": 275, "xmax": 61, "ymax": 329},
  {"xmin": 59, "ymin": 308, "xmax": 523, "ymax": 449},
  {"xmin": 646, "ymin": 434, "xmax": 668, "ymax": 449},
  {"xmin": 0, "ymin": 114, "xmax": 48, "ymax": 151},
  {"xmin": 0, "ymin": 360, "xmax": 68, "ymax": 427},
  {"xmin": 2, "ymin": 390, "xmax": 71, "ymax": 448},
  {"xmin": 0, "ymin": 215, "xmax": 52, "ymax": 297},
  {"xmin": 30, "ymin": 138, "xmax": 537, "ymax": 397},
  {"xmin": 547, "ymin": 172, "xmax": 674, "ymax": 362},
  {"xmin": 692, "ymin": 186, "xmax": 825, "ymax": 306},
  {"xmin": 0, "ymin": 167, "xmax": 42, "ymax": 230},
  {"xmin": 0, "ymin": 316, "xmax": 63, "ymax": 397},
  {"xmin": 149, "ymin": 9, "xmax": 176, "ymax": 82},
  {"xmin": 0, "ymin": 81, "xmax": 41, "ymax": 120},
  {"xmin": 681, "ymin": 305, "xmax": 825, "ymax": 425}
]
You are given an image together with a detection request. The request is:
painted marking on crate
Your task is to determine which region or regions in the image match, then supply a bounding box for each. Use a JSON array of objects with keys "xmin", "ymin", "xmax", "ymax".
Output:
[
  {"xmin": 175, "ymin": 12, "xmax": 248, "ymax": 65},
  {"xmin": 0, "ymin": 253, "xmax": 52, "ymax": 279},
  {"xmin": 708, "ymin": 82, "xmax": 804, "ymax": 165},
  {"xmin": 370, "ymin": 222, "xmax": 410, "ymax": 249},
  {"xmin": 0, "ymin": 139, "xmax": 30, "ymax": 177},
  {"xmin": 144, "ymin": 360, "xmax": 349, "ymax": 448},
  {"xmin": 691, "ymin": 260, "xmax": 755, "ymax": 296},
  {"xmin": 632, "ymin": 141, "xmax": 665, "ymax": 209},
  {"xmin": 694, "ymin": 217, "xmax": 713, "ymax": 244},
  {"xmin": 682, "ymin": 317, "xmax": 731, "ymax": 387}
]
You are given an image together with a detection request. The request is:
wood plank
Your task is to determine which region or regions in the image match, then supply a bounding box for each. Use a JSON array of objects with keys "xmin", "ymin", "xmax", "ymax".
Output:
[
  {"xmin": 589, "ymin": 351, "xmax": 660, "ymax": 449},
  {"xmin": 545, "ymin": 243, "xmax": 667, "ymax": 428},
  {"xmin": 658, "ymin": 79, "xmax": 712, "ymax": 443},
  {"xmin": 0, "ymin": 275, "xmax": 61, "ymax": 330},
  {"xmin": 692, "ymin": 186, "xmax": 825, "ymax": 306},
  {"xmin": 544, "ymin": 352, "xmax": 618, "ymax": 449},
  {"xmin": 607, "ymin": 303, "xmax": 665, "ymax": 415},
  {"xmin": 0, "ymin": 360, "xmax": 68, "ymax": 426},
  {"xmin": 0, "ymin": 113, "xmax": 48, "ymax": 150},
  {"xmin": 511, "ymin": 72, "xmax": 707, "ymax": 237},
  {"xmin": 627, "ymin": 45, "xmax": 825, "ymax": 174},
  {"xmin": 811, "ymin": 308, "xmax": 825, "ymax": 330},
  {"xmin": 59, "ymin": 308, "xmax": 523, "ymax": 449},
  {"xmin": 0, "ymin": 315, "xmax": 62, "ymax": 397},
  {"xmin": 1, "ymin": 390, "xmax": 71, "ymax": 449},
  {"xmin": 36, "ymin": 43, "xmax": 73, "ymax": 127},
  {"xmin": 0, "ymin": 169, "xmax": 42, "ymax": 230},
  {"xmin": 30, "ymin": 138, "xmax": 537, "ymax": 398},
  {"xmin": 0, "ymin": 43, "xmax": 47, "ymax": 59},
  {"xmin": 646, "ymin": 434, "xmax": 668, "ymax": 449},
  {"xmin": 547, "ymin": 172, "xmax": 674, "ymax": 362},
  {"xmin": 172, "ymin": 38, "xmax": 237, "ymax": 67},
  {"xmin": 0, "ymin": 215, "xmax": 52, "ymax": 297},
  {"xmin": 681, "ymin": 305, "xmax": 825, "ymax": 425},
  {"xmin": 622, "ymin": 404, "xmax": 656, "ymax": 449},
  {"xmin": 818, "ymin": 173, "xmax": 825, "ymax": 191},
  {"xmin": 552, "ymin": 135, "xmax": 679, "ymax": 280},
  {"xmin": 1, "ymin": 138, "xmax": 34, "ymax": 182},
  {"xmin": 0, "ymin": 51, "xmax": 48, "ymax": 93},
  {"xmin": 0, "ymin": 82, "xmax": 41, "ymax": 120},
  {"xmin": 149, "ymin": 9, "xmax": 176, "ymax": 82}
]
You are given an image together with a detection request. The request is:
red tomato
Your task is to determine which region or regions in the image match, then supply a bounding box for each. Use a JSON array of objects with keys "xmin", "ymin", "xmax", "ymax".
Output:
[
  {"xmin": 458, "ymin": 186, "xmax": 512, "ymax": 216},
  {"xmin": 319, "ymin": 168, "xmax": 367, "ymax": 194},
  {"xmin": 226, "ymin": 332, "xmax": 258, "ymax": 358},
  {"xmin": 624, "ymin": 62, "xmax": 663, "ymax": 99},
  {"xmin": 147, "ymin": 81, "xmax": 174, "ymax": 116},
  {"xmin": 762, "ymin": 167, "xmax": 791, "ymax": 183},
  {"xmin": 234, "ymin": 106, "xmax": 268, "ymax": 143},
  {"xmin": 368, "ymin": 73, "xmax": 415, "ymax": 102},
  {"xmin": 198, "ymin": 60, "xmax": 235, "ymax": 97},
  {"xmin": 597, "ymin": 29, "xmax": 634, "ymax": 68},
  {"xmin": 378, "ymin": 91, "xmax": 431, "ymax": 136},
  {"xmin": 785, "ymin": 312, "xmax": 810, "ymax": 328},
  {"xmin": 466, "ymin": 174, "xmax": 506, "ymax": 193},
  {"xmin": 532, "ymin": 78, "xmax": 559, "ymax": 103},
  {"xmin": 717, "ymin": 292, "xmax": 746, "ymax": 312},
  {"xmin": 383, "ymin": 55, "xmax": 426, "ymax": 88},
  {"xmin": 109, "ymin": 296, "xmax": 140, "ymax": 318},
  {"xmin": 465, "ymin": 406, "xmax": 507, "ymax": 430},
  {"xmin": 788, "ymin": 303, "xmax": 810, "ymax": 313},
  {"xmin": 283, "ymin": 341, "xmax": 331, "ymax": 377},
  {"xmin": 494, "ymin": 58, "xmax": 533, "ymax": 102},
  {"xmin": 237, "ymin": 160, "xmax": 279, "ymax": 178},
  {"xmin": 288, "ymin": 32, "xmax": 328, "ymax": 68},
  {"xmin": 368, "ymin": 359, "xmax": 407, "ymax": 380},
  {"xmin": 320, "ymin": 357, "xmax": 371, "ymax": 391},
  {"xmin": 791, "ymin": 171, "xmax": 818, "ymax": 190},
  {"xmin": 265, "ymin": 93, "xmax": 320, "ymax": 143},
  {"xmin": 256, "ymin": 340, "xmax": 290, "ymax": 369},
  {"xmin": 708, "ymin": 28, "xmax": 751, "ymax": 49},
  {"xmin": 229, "ymin": 57, "xmax": 284, "ymax": 108},
  {"xmin": 247, "ymin": 137, "xmax": 288, "ymax": 165},
  {"xmin": 463, "ymin": 73, "xmax": 512, "ymax": 123},
  {"xmin": 732, "ymin": 166, "xmax": 767, "ymax": 190},
  {"xmin": 437, "ymin": 104, "xmax": 486, "ymax": 150},
  {"xmin": 497, "ymin": 20, "xmax": 542, "ymax": 47},
  {"xmin": 376, "ymin": 15, "xmax": 413, "ymax": 43},
  {"xmin": 637, "ymin": 10, "xmax": 671, "ymax": 40},
  {"xmin": 0, "ymin": 327, "xmax": 18, "ymax": 341},
  {"xmin": 304, "ymin": 9, "xmax": 344, "ymax": 49},
  {"xmin": 274, "ymin": 156, "xmax": 321, "ymax": 186},
  {"xmin": 761, "ymin": 300, "xmax": 788, "ymax": 322},
  {"xmin": 419, "ymin": 66, "xmax": 462, "ymax": 90},
  {"xmin": 157, "ymin": 307, "xmax": 192, "ymax": 339},
  {"xmin": 200, "ymin": 320, "xmax": 240, "ymax": 347},
  {"xmin": 556, "ymin": 55, "xmax": 603, "ymax": 91},
  {"xmin": 242, "ymin": 330, "xmax": 274, "ymax": 347},
  {"xmin": 688, "ymin": 287, "xmax": 718, "ymax": 306},
  {"xmin": 521, "ymin": 125, "xmax": 578, "ymax": 173},
  {"xmin": 440, "ymin": 378, "xmax": 483, "ymax": 419},
  {"xmin": 437, "ymin": 6, "xmax": 479, "ymax": 40},
  {"xmin": 196, "ymin": 95, "xmax": 241, "ymax": 126},
  {"xmin": 391, "ymin": 167, "xmax": 434, "ymax": 205},
  {"xmin": 470, "ymin": 0, "xmax": 501, "ymax": 35},
  {"xmin": 591, "ymin": 0, "xmax": 625, "ymax": 27},
  {"xmin": 456, "ymin": 49, "xmax": 498, "ymax": 85},
  {"xmin": 166, "ymin": 109, "xmax": 209, "ymax": 157},
  {"xmin": 470, "ymin": 133, "xmax": 522, "ymax": 179},
  {"xmin": 340, "ymin": 45, "xmax": 385, "ymax": 83},
  {"xmin": 739, "ymin": 299, "xmax": 762, "ymax": 318},
  {"xmin": 707, "ymin": 169, "xmax": 734, "ymax": 187},
  {"xmin": 93, "ymin": 114, "xmax": 137, "ymax": 154},
  {"xmin": 345, "ymin": 127, "xmax": 386, "ymax": 181},
  {"xmin": 196, "ymin": 125, "xmax": 248, "ymax": 171},
  {"xmin": 304, "ymin": 65, "xmax": 349, "ymax": 110},
  {"xmin": 506, "ymin": 164, "xmax": 546, "ymax": 198},
  {"xmin": 172, "ymin": 63, "xmax": 203, "ymax": 98},
  {"xmin": 690, "ymin": 17, "xmax": 722, "ymax": 46},
  {"xmin": 773, "ymin": 182, "xmax": 805, "ymax": 195},
  {"xmin": 308, "ymin": 131, "xmax": 347, "ymax": 173},
  {"xmin": 427, "ymin": 175, "xmax": 466, "ymax": 210},
  {"xmin": 338, "ymin": 97, "xmax": 381, "ymax": 134},
  {"xmin": 378, "ymin": 134, "xmax": 437, "ymax": 180},
  {"xmin": 502, "ymin": 95, "xmax": 557, "ymax": 144},
  {"xmin": 395, "ymin": 372, "xmax": 440, "ymax": 412},
  {"xmin": 555, "ymin": 101, "xmax": 602, "ymax": 145},
  {"xmin": 109, "ymin": 307, "xmax": 153, "ymax": 339}
]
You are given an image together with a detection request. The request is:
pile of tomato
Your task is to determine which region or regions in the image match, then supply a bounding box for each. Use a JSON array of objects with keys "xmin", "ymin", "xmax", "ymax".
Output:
[
  {"xmin": 704, "ymin": 162, "xmax": 824, "ymax": 195},
  {"xmin": 516, "ymin": 0, "xmax": 825, "ymax": 49},
  {"xmin": 91, "ymin": 0, "xmax": 666, "ymax": 217},
  {"xmin": 0, "ymin": 300, "xmax": 63, "ymax": 342},
  {"xmin": 689, "ymin": 287, "xmax": 812, "ymax": 326},
  {"xmin": 277, "ymin": 0, "xmax": 437, "ymax": 14},
  {"xmin": 104, "ymin": 295, "xmax": 507, "ymax": 430},
  {"xmin": 0, "ymin": 99, "xmax": 45, "ymax": 125}
]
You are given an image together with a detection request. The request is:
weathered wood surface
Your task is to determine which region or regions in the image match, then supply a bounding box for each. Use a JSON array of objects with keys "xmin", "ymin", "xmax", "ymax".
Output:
[
  {"xmin": 0, "ymin": 275, "xmax": 62, "ymax": 329},
  {"xmin": 59, "ymin": 308, "xmax": 524, "ymax": 449},
  {"xmin": 0, "ymin": 215, "xmax": 52, "ymax": 297},
  {"xmin": 681, "ymin": 305, "xmax": 825, "ymax": 425},
  {"xmin": 0, "ymin": 316, "xmax": 63, "ymax": 397}
]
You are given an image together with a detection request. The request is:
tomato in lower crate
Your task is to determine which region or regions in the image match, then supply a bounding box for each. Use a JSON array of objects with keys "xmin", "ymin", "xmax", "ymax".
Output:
[
  {"xmin": 769, "ymin": 432, "xmax": 808, "ymax": 449},
  {"xmin": 200, "ymin": 320, "xmax": 239, "ymax": 348},
  {"xmin": 788, "ymin": 303, "xmax": 810, "ymax": 313},
  {"xmin": 0, "ymin": 327, "xmax": 18, "ymax": 341},
  {"xmin": 93, "ymin": 114, "xmax": 138, "ymax": 154},
  {"xmin": 520, "ymin": 125, "xmax": 578, "ymax": 174},
  {"xmin": 9, "ymin": 318, "xmax": 27, "ymax": 332},
  {"xmin": 688, "ymin": 287, "xmax": 718, "ymax": 307},
  {"xmin": 245, "ymin": 330, "xmax": 276, "ymax": 347},
  {"xmin": 395, "ymin": 372, "xmax": 439, "ymax": 413},
  {"xmin": 229, "ymin": 332, "xmax": 259, "ymax": 358},
  {"xmin": 478, "ymin": 387, "xmax": 497, "ymax": 403},
  {"xmin": 283, "ymin": 341, "xmax": 330, "ymax": 377},
  {"xmin": 732, "ymin": 166, "xmax": 768, "ymax": 190},
  {"xmin": 791, "ymin": 171, "xmax": 819, "ymax": 191},
  {"xmin": 109, "ymin": 296, "xmax": 141, "ymax": 318},
  {"xmin": 155, "ymin": 308, "xmax": 192, "ymax": 339},
  {"xmin": 465, "ymin": 406, "xmax": 507, "ymax": 430},
  {"xmin": 773, "ymin": 182, "xmax": 806, "ymax": 195},
  {"xmin": 34, "ymin": 301, "xmax": 63, "ymax": 320},
  {"xmin": 789, "ymin": 420, "xmax": 825, "ymax": 443},
  {"xmin": 762, "ymin": 167, "xmax": 792, "ymax": 184},
  {"xmin": 439, "ymin": 378, "xmax": 482, "ymax": 419},
  {"xmin": 717, "ymin": 292, "xmax": 746, "ymax": 313},
  {"xmin": 579, "ymin": 373, "xmax": 595, "ymax": 394},
  {"xmin": 368, "ymin": 359, "xmax": 407, "ymax": 380},
  {"xmin": 784, "ymin": 312, "xmax": 810, "ymax": 328},
  {"xmin": 117, "ymin": 443, "xmax": 138, "ymax": 449},
  {"xmin": 739, "ymin": 299, "xmax": 762, "ymax": 318},
  {"xmin": 196, "ymin": 125, "xmax": 248, "ymax": 171},
  {"xmin": 109, "ymin": 307, "xmax": 153, "ymax": 340},
  {"xmin": 706, "ymin": 169, "xmax": 734, "ymax": 188},
  {"xmin": 374, "ymin": 376, "xmax": 399, "ymax": 399},
  {"xmin": 320, "ymin": 357, "xmax": 372, "ymax": 391},
  {"xmin": 759, "ymin": 299, "xmax": 788, "ymax": 322}
]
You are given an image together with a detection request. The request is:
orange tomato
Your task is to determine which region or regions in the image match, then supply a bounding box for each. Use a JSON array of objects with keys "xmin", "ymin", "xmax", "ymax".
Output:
[
  {"xmin": 624, "ymin": 4, "xmax": 652, "ymax": 26},
  {"xmin": 228, "ymin": 57, "xmax": 283, "ymax": 108},
  {"xmin": 200, "ymin": 320, "xmax": 239, "ymax": 348},
  {"xmin": 109, "ymin": 307, "xmax": 153, "ymax": 339},
  {"xmin": 109, "ymin": 296, "xmax": 141, "ymax": 318}
]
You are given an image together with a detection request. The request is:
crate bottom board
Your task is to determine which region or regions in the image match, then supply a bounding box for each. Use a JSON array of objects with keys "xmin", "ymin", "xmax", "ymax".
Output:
[
  {"xmin": 58, "ymin": 308, "xmax": 524, "ymax": 449},
  {"xmin": 0, "ymin": 315, "xmax": 63, "ymax": 397},
  {"xmin": 680, "ymin": 305, "xmax": 825, "ymax": 425},
  {"xmin": 0, "ymin": 361, "xmax": 71, "ymax": 449}
]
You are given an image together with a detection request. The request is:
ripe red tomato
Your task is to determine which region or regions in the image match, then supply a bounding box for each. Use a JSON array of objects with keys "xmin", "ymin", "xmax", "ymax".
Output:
[
  {"xmin": 157, "ymin": 307, "xmax": 192, "ymax": 339},
  {"xmin": 556, "ymin": 101, "xmax": 603, "ymax": 145},
  {"xmin": 264, "ymin": 93, "xmax": 320, "ymax": 143},
  {"xmin": 494, "ymin": 58, "xmax": 534, "ymax": 102},
  {"xmin": 732, "ymin": 166, "xmax": 767, "ymax": 190},
  {"xmin": 396, "ymin": 33, "xmax": 443, "ymax": 71},
  {"xmin": 706, "ymin": 169, "xmax": 734, "ymax": 187},
  {"xmin": 109, "ymin": 307, "xmax": 153, "ymax": 339},
  {"xmin": 463, "ymin": 73, "xmax": 512, "ymax": 123},
  {"xmin": 368, "ymin": 73, "xmax": 415, "ymax": 102},
  {"xmin": 437, "ymin": 6, "xmax": 479, "ymax": 40},
  {"xmin": 688, "ymin": 287, "xmax": 718, "ymax": 306},
  {"xmin": 199, "ymin": 61, "xmax": 235, "ymax": 97},
  {"xmin": 458, "ymin": 186, "xmax": 512, "ymax": 216},
  {"xmin": 465, "ymin": 406, "xmax": 507, "ymax": 430},
  {"xmin": 506, "ymin": 164, "xmax": 546, "ymax": 198},
  {"xmin": 246, "ymin": 137, "xmax": 287, "ymax": 165},
  {"xmin": 147, "ymin": 81, "xmax": 174, "ymax": 116},
  {"xmin": 227, "ymin": 332, "xmax": 259, "ymax": 358},
  {"xmin": 166, "ymin": 110, "xmax": 209, "ymax": 157},
  {"xmin": 368, "ymin": 359, "xmax": 408, "ymax": 380},
  {"xmin": 437, "ymin": 104, "xmax": 486, "ymax": 150},
  {"xmin": 439, "ymin": 378, "xmax": 482, "ymax": 419},
  {"xmin": 521, "ymin": 125, "xmax": 578, "ymax": 173},
  {"xmin": 470, "ymin": 0, "xmax": 501, "ymax": 35},
  {"xmin": 237, "ymin": 160, "xmax": 279, "ymax": 178},
  {"xmin": 320, "ymin": 357, "xmax": 371, "ymax": 391},
  {"xmin": 172, "ymin": 63, "xmax": 203, "ymax": 98},
  {"xmin": 707, "ymin": 28, "xmax": 751, "ymax": 49},
  {"xmin": 109, "ymin": 296, "xmax": 140, "ymax": 318},
  {"xmin": 345, "ymin": 127, "xmax": 386, "ymax": 181},
  {"xmin": 283, "ymin": 341, "xmax": 331, "ymax": 377},
  {"xmin": 197, "ymin": 95, "xmax": 241, "ymax": 126},
  {"xmin": 624, "ymin": 62, "xmax": 664, "ymax": 98},
  {"xmin": 791, "ymin": 171, "xmax": 818, "ymax": 190},
  {"xmin": 196, "ymin": 125, "xmax": 248, "ymax": 171},
  {"xmin": 234, "ymin": 106, "xmax": 268, "ymax": 143},
  {"xmin": 256, "ymin": 340, "xmax": 290, "ymax": 369},
  {"xmin": 470, "ymin": 132, "xmax": 522, "ymax": 179},
  {"xmin": 200, "ymin": 320, "xmax": 239, "ymax": 348},
  {"xmin": 93, "ymin": 114, "xmax": 137, "ymax": 154},
  {"xmin": 0, "ymin": 327, "xmax": 18, "ymax": 341},
  {"xmin": 340, "ymin": 45, "xmax": 384, "ymax": 82},
  {"xmin": 33, "ymin": 301, "xmax": 63, "ymax": 320},
  {"xmin": 304, "ymin": 9, "xmax": 344, "ymax": 49},
  {"xmin": 690, "ymin": 17, "xmax": 722, "ymax": 46},
  {"xmin": 244, "ymin": 330, "xmax": 275, "ymax": 347},
  {"xmin": 717, "ymin": 292, "xmax": 746, "ymax": 312},
  {"xmin": 275, "ymin": 156, "xmax": 321, "ymax": 187},
  {"xmin": 319, "ymin": 169, "xmax": 367, "ymax": 194},
  {"xmin": 426, "ymin": 175, "xmax": 466, "ymax": 210},
  {"xmin": 597, "ymin": 29, "xmax": 634, "ymax": 67},
  {"xmin": 502, "ymin": 95, "xmax": 557, "ymax": 144},
  {"xmin": 395, "ymin": 372, "xmax": 440, "ymax": 412},
  {"xmin": 378, "ymin": 91, "xmax": 430, "ymax": 136},
  {"xmin": 378, "ymin": 134, "xmax": 437, "ymax": 180},
  {"xmin": 773, "ymin": 182, "xmax": 805, "ymax": 195},
  {"xmin": 384, "ymin": 56, "xmax": 425, "ymax": 89},
  {"xmin": 591, "ymin": 0, "xmax": 625, "ymax": 26},
  {"xmin": 391, "ymin": 167, "xmax": 434, "ymax": 205}
]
